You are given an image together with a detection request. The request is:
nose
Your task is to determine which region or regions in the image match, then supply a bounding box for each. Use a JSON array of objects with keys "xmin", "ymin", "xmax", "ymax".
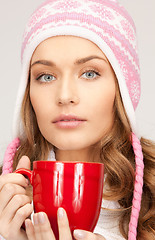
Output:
[{"xmin": 56, "ymin": 77, "xmax": 80, "ymax": 106}]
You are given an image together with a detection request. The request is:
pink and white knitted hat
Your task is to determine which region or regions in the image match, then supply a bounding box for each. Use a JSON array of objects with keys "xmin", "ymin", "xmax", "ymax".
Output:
[
  {"xmin": 9, "ymin": 0, "xmax": 144, "ymax": 239},
  {"xmin": 13, "ymin": 0, "xmax": 141, "ymax": 139}
]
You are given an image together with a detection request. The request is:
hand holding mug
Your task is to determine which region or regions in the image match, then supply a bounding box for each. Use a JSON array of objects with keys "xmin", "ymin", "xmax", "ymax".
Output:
[
  {"xmin": 25, "ymin": 208, "xmax": 106, "ymax": 240},
  {"xmin": 0, "ymin": 156, "xmax": 33, "ymax": 240}
]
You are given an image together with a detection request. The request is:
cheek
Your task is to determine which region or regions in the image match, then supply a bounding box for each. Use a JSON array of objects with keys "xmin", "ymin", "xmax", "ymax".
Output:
[
  {"xmin": 103, "ymin": 89, "xmax": 115, "ymax": 113},
  {"xmin": 92, "ymin": 85, "xmax": 116, "ymax": 128},
  {"xmin": 91, "ymin": 84, "xmax": 115, "ymax": 113},
  {"xmin": 30, "ymin": 88, "xmax": 50, "ymax": 123},
  {"xmin": 30, "ymin": 91, "xmax": 40, "ymax": 117},
  {"xmin": 30, "ymin": 92, "xmax": 52, "ymax": 139}
]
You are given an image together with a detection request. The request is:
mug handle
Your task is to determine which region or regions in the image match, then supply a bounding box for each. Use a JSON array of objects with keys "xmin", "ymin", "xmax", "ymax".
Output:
[{"xmin": 15, "ymin": 168, "xmax": 33, "ymax": 185}]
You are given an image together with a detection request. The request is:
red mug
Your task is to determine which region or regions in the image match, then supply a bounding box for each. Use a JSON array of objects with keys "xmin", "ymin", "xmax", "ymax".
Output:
[{"xmin": 15, "ymin": 161, "xmax": 104, "ymax": 239}]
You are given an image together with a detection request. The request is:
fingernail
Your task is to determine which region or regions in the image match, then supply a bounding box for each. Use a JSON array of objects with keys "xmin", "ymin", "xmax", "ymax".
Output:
[
  {"xmin": 38, "ymin": 212, "xmax": 45, "ymax": 224},
  {"xmin": 58, "ymin": 208, "xmax": 64, "ymax": 219},
  {"xmin": 33, "ymin": 213, "xmax": 39, "ymax": 225},
  {"xmin": 25, "ymin": 220, "xmax": 29, "ymax": 229},
  {"xmin": 25, "ymin": 178, "xmax": 29, "ymax": 186},
  {"xmin": 74, "ymin": 230, "xmax": 86, "ymax": 239}
]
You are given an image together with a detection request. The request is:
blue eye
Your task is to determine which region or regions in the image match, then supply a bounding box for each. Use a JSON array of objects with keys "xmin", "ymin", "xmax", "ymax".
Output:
[
  {"xmin": 82, "ymin": 70, "xmax": 100, "ymax": 79},
  {"xmin": 36, "ymin": 74, "xmax": 56, "ymax": 82}
]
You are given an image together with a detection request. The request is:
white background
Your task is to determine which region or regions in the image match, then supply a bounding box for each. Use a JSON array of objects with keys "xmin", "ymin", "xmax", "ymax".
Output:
[{"xmin": 0, "ymin": 0, "xmax": 155, "ymax": 164}]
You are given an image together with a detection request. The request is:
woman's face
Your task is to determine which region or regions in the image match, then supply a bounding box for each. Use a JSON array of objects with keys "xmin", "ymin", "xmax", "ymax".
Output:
[{"xmin": 30, "ymin": 36, "xmax": 116, "ymax": 152}]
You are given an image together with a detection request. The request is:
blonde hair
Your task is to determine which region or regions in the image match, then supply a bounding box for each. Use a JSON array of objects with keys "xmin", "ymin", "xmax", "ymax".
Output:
[{"xmin": 6, "ymin": 77, "xmax": 155, "ymax": 239}]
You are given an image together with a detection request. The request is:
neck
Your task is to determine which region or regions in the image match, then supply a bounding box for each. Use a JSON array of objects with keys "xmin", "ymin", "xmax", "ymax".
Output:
[{"xmin": 55, "ymin": 146, "xmax": 100, "ymax": 163}]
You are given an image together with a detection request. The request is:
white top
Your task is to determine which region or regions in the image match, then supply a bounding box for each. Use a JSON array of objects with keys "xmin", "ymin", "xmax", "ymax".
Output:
[{"xmin": 94, "ymin": 199, "xmax": 125, "ymax": 239}]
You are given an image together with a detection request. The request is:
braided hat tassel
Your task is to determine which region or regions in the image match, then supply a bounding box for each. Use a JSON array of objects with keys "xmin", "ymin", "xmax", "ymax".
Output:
[
  {"xmin": 128, "ymin": 133, "xmax": 144, "ymax": 239},
  {"xmin": 2, "ymin": 138, "xmax": 20, "ymax": 175}
]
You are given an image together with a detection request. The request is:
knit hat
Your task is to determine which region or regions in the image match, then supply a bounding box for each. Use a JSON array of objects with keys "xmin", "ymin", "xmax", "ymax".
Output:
[
  {"xmin": 9, "ymin": 0, "xmax": 144, "ymax": 239},
  {"xmin": 13, "ymin": 0, "xmax": 141, "ymax": 139}
]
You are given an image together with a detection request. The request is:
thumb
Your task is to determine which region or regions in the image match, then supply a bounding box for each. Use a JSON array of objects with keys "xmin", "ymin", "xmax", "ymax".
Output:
[{"xmin": 16, "ymin": 155, "xmax": 31, "ymax": 170}]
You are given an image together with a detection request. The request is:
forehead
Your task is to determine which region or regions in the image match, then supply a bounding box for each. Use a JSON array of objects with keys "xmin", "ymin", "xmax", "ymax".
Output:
[{"xmin": 31, "ymin": 35, "xmax": 108, "ymax": 62}]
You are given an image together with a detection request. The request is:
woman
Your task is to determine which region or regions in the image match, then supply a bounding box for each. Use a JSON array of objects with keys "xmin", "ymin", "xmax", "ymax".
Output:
[{"xmin": 0, "ymin": 0, "xmax": 154, "ymax": 239}]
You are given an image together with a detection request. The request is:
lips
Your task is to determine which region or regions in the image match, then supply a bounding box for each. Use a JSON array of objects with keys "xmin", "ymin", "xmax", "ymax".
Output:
[
  {"xmin": 53, "ymin": 114, "xmax": 86, "ymax": 123},
  {"xmin": 52, "ymin": 114, "xmax": 86, "ymax": 129}
]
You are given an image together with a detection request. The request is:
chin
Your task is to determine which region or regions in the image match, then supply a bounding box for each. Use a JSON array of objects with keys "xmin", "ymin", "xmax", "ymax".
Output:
[
  {"xmin": 46, "ymin": 134, "xmax": 100, "ymax": 152},
  {"xmin": 53, "ymin": 144, "xmax": 83, "ymax": 151},
  {"xmin": 51, "ymin": 140, "xmax": 91, "ymax": 151}
]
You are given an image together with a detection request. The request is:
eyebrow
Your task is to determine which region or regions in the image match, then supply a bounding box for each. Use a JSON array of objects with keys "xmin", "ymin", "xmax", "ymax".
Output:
[{"xmin": 31, "ymin": 55, "xmax": 108, "ymax": 68}]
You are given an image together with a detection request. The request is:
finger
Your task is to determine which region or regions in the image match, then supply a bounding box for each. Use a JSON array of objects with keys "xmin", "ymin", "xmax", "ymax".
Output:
[
  {"xmin": 25, "ymin": 219, "xmax": 36, "ymax": 240},
  {"xmin": 0, "ymin": 203, "xmax": 33, "ymax": 240},
  {"xmin": 0, "ymin": 173, "xmax": 29, "ymax": 191},
  {"xmin": 2, "ymin": 194, "xmax": 31, "ymax": 224},
  {"xmin": 0, "ymin": 183, "xmax": 26, "ymax": 214},
  {"xmin": 33, "ymin": 212, "xmax": 55, "ymax": 240},
  {"xmin": 16, "ymin": 155, "xmax": 31, "ymax": 170},
  {"xmin": 73, "ymin": 230, "xmax": 106, "ymax": 240},
  {"xmin": 13, "ymin": 202, "xmax": 33, "ymax": 227},
  {"xmin": 32, "ymin": 214, "xmax": 42, "ymax": 240},
  {"xmin": 58, "ymin": 208, "xmax": 72, "ymax": 240}
]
